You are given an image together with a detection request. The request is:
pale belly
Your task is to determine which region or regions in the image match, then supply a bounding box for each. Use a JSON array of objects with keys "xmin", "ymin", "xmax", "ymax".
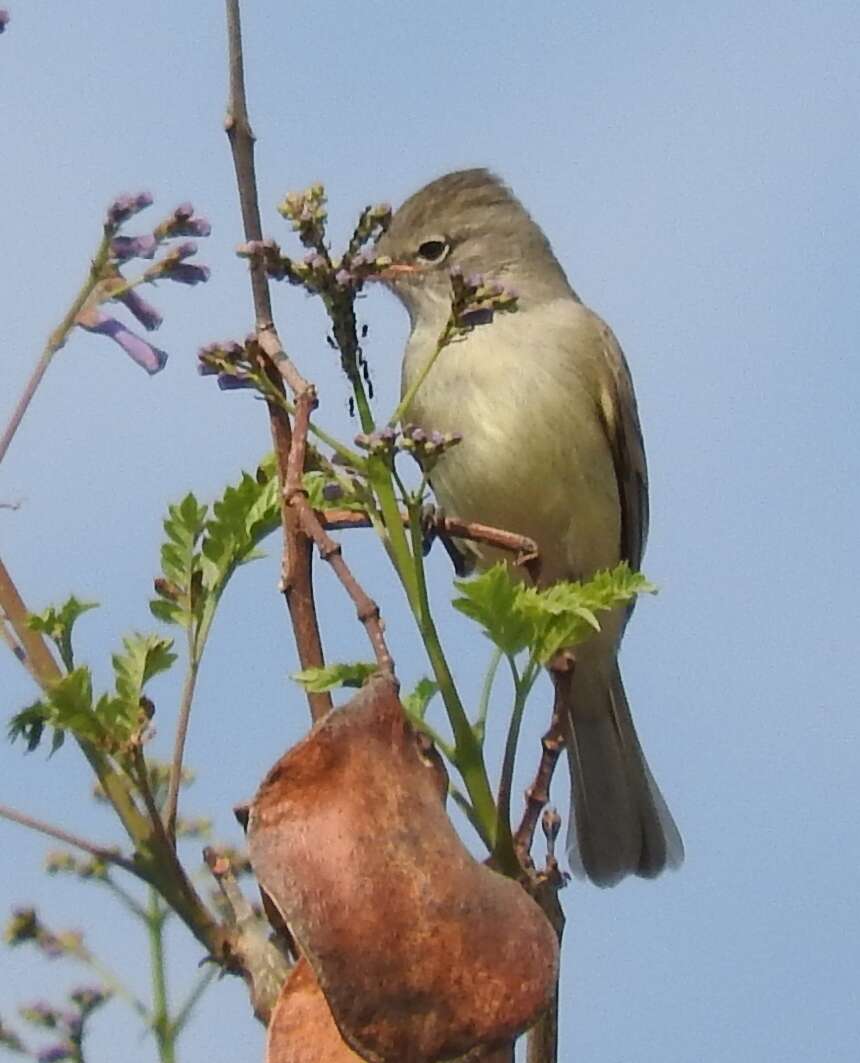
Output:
[{"xmin": 402, "ymin": 304, "xmax": 623, "ymax": 587}]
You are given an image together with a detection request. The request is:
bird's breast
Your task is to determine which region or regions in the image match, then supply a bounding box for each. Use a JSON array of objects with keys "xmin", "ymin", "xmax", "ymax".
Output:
[{"xmin": 401, "ymin": 301, "xmax": 622, "ymax": 584}]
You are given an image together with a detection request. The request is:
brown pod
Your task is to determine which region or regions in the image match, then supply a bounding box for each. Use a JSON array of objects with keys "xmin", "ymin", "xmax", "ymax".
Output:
[
  {"xmin": 266, "ymin": 957, "xmax": 363, "ymax": 1063},
  {"xmin": 248, "ymin": 675, "xmax": 558, "ymax": 1062}
]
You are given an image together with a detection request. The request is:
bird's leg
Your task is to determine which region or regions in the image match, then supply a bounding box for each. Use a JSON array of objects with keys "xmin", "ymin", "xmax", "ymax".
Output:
[{"xmin": 419, "ymin": 503, "xmax": 476, "ymax": 577}]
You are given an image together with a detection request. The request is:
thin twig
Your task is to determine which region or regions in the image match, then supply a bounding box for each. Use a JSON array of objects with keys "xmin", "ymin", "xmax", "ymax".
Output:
[
  {"xmin": 0, "ymin": 234, "xmax": 111, "ymax": 467},
  {"xmin": 204, "ymin": 846, "xmax": 291, "ymax": 1024},
  {"xmin": 224, "ymin": 0, "xmax": 330, "ymax": 721},
  {"xmin": 295, "ymin": 503, "xmax": 393, "ymax": 673},
  {"xmin": 0, "ymin": 802, "xmax": 141, "ymax": 878},
  {"xmin": 514, "ymin": 654, "xmax": 572, "ymax": 864},
  {"xmin": 321, "ymin": 508, "xmax": 540, "ymax": 577},
  {"xmin": 163, "ymin": 656, "xmax": 199, "ymax": 842},
  {"xmin": 225, "ymin": 0, "xmax": 396, "ymax": 711}
]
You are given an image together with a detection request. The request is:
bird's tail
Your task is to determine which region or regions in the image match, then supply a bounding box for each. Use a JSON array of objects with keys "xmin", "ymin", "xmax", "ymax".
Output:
[{"xmin": 563, "ymin": 658, "xmax": 683, "ymax": 887}]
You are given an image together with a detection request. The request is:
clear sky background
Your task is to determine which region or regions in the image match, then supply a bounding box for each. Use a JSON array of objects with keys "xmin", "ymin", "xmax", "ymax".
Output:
[{"xmin": 2, "ymin": 2, "xmax": 859, "ymax": 1061}]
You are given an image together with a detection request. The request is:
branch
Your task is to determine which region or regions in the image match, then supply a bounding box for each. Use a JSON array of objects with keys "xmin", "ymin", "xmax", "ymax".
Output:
[
  {"xmin": 204, "ymin": 847, "xmax": 292, "ymax": 1023},
  {"xmin": 163, "ymin": 656, "xmax": 200, "ymax": 841},
  {"xmin": 224, "ymin": 0, "xmax": 329, "ymax": 721},
  {"xmin": 0, "ymin": 554, "xmax": 62, "ymax": 687},
  {"xmin": 224, "ymin": 0, "xmax": 395, "ymax": 709},
  {"xmin": 514, "ymin": 653, "xmax": 571, "ymax": 864},
  {"xmin": 0, "ymin": 802, "xmax": 141, "ymax": 878},
  {"xmin": 321, "ymin": 509, "xmax": 540, "ymax": 578}
]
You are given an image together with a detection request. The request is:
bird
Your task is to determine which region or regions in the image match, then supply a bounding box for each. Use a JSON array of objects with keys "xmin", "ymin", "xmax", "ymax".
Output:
[{"xmin": 373, "ymin": 168, "xmax": 683, "ymax": 886}]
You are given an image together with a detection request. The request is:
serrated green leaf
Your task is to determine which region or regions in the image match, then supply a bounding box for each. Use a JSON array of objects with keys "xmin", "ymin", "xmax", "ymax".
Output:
[
  {"xmin": 453, "ymin": 562, "xmax": 656, "ymax": 664},
  {"xmin": 402, "ymin": 677, "xmax": 439, "ymax": 721},
  {"xmin": 452, "ymin": 564, "xmax": 533, "ymax": 655},
  {"xmin": 27, "ymin": 595, "xmax": 98, "ymax": 671},
  {"xmin": 149, "ymin": 599, "xmax": 184, "ymax": 625},
  {"xmin": 112, "ymin": 634, "xmax": 176, "ymax": 709},
  {"xmin": 9, "ymin": 669, "xmax": 103, "ymax": 752},
  {"xmin": 292, "ymin": 661, "xmax": 376, "ymax": 693},
  {"xmin": 8, "ymin": 701, "xmax": 49, "ymax": 751}
]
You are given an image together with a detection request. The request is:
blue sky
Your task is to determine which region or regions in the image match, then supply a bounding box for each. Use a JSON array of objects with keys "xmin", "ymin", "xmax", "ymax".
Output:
[{"xmin": 1, "ymin": 2, "xmax": 859, "ymax": 1060}]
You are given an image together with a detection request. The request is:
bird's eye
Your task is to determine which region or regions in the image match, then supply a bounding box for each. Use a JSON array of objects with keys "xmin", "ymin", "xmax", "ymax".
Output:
[{"xmin": 416, "ymin": 238, "xmax": 449, "ymax": 264}]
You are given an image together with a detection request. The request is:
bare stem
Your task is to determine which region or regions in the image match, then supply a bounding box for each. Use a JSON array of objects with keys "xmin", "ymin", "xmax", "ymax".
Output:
[
  {"xmin": 0, "ymin": 802, "xmax": 141, "ymax": 878},
  {"xmin": 514, "ymin": 658, "xmax": 570, "ymax": 863},
  {"xmin": 0, "ymin": 233, "xmax": 111, "ymax": 467},
  {"xmin": 163, "ymin": 652, "xmax": 200, "ymax": 841},
  {"xmin": 224, "ymin": 0, "xmax": 331, "ymax": 721}
]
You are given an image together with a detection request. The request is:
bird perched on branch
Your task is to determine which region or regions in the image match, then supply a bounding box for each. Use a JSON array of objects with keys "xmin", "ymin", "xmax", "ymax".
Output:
[{"xmin": 375, "ymin": 169, "xmax": 683, "ymax": 886}]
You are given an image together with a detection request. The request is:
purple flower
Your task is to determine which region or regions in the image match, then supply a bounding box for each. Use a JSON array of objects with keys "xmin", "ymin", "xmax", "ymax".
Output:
[
  {"xmin": 155, "ymin": 203, "xmax": 212, "ymax": 239},
  {"xmin": 37, "ymin": 1043, "xmax": 72, "ymax": 1063},
  {"xmin": 78, "ymin": 310, "xmax": 168, "ymax": 375},
  {"xmin": 105, "ymin": 192, "xmax": 153, "ymax": 231},
  {"xmin": 20, "ymin": 1002, "xmax": 58, "ymax": 1028},
  {"xmin": 322, "ymin": 483, "xmax": 343, "ymax": 502},
  {"xmin": 117, "ymin": 289, "xmax": 162, "ymax": 331},
  {"xmin": 216, "ymin": 374, "xmax": 255, "ymax": 390},
  {"xmin": 0, "ymin": 10, "xmax": 10, "ymax": 33},
  {"xmin": 162, "ymin": 262, "xmax": 210, "ymax": 286},
  {"xmin": 335, "ymin": 269, "xmax": 352, "ymax": 287},
  {"xmin": 110, "ymin": 234, "xmax": 158, "ymax": 261},
  {"xmin": 69, "ymin": 987, "xmax": 107, "ymax": 1011}
]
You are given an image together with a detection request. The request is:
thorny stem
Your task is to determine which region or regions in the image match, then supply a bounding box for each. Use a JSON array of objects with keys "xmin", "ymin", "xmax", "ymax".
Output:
[{"xmin": 0, "ymin": 233, "xmax": 112, "ymax": 467}]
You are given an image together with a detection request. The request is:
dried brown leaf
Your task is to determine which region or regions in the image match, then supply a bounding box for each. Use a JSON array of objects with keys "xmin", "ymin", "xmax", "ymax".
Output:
[{"xmin": 249, "ymin": 676, "xmax": 558, "ymax": 1062}]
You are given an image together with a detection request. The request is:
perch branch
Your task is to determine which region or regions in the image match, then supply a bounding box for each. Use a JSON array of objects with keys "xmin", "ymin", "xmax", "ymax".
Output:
[
  {"xmin": 321, "ymin": 509, "xmax": 540, "ymax": 577},
  {"xmin": 513, "ymin": 655, "xmax": 571, "ymax": 863}
]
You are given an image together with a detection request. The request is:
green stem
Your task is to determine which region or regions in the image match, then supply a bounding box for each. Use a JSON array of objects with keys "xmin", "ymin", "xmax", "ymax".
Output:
[
  {"xmin": 79, "ymin": 945, "xmax": 150, "ymax": 1023},
  {"xmin": 494, "ymin": 656, "xmax": 540, "ymax": 867},
  {"xmin": 474, "ymin": 645, "xmax": 504, "ymax": 745},
  {"xmin": 170, "ymin": 967, "xmax": 217, "ymax": 1039},
  {"xmin": 388, "ymin": 320, "xmax": 454, "ymax": 428},
  {"xmin": 370, "ymin": 455, "xmax": 420, "ymax": 608},
  {"xmin": 147, "ymin": 889, "xmax": 177, "ymax": 1063},
  {"xmin": 0, "ymin": 232, "xmax": 111, "ymax": 467},
  {"xmin": 406, "ymin": 504, "xmax": 499, "ymax": 853}
]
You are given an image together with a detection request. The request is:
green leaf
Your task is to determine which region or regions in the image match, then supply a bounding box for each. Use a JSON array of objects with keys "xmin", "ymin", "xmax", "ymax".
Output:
[
  {"xmin": 452, "ymin": 564, "xmax": 533, "ymax": 655},
  {"xmin": 453, "ymin": 562, "xmax": 656, "ymax": 664},
  {"xmin": 9, "ymin": 669, "xmax": 100, "ymax": 752},
  {"xmin": 112, "ymin": 633, "xmax": 176, "ymax": 710},
  {"xmin": 292, "ymin": 661, "xmax": 376, "ymax": 693},
  {"xmin": 402, "ymin": 677, "xmax": 439, "ymax": 721},
  {"xmin": 151, "ymin": 492, "xmax": 208, "ymax": 629},
  {"xmin": 8, "ymin": 701, "xmax": 50, "ymax": 752},
  {"xmin": 27, "ymin": 596, "xmax": 98, "ymax": 671}
]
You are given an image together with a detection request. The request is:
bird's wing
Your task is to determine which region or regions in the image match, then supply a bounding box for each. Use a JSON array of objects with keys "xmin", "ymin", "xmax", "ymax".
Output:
[{"xmin": 591, "ymin": 316, "xmax": 649, "ymax": 570}]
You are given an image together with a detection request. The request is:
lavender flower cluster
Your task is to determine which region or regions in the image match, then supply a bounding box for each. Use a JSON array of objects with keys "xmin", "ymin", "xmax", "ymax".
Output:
[
  {"xmin": 354, "ymin": 424, "xmax": 462, "ymax": 471},
  {"xmin": 76, "ymin": 194, "xmax": 211, "ymax": 375}
]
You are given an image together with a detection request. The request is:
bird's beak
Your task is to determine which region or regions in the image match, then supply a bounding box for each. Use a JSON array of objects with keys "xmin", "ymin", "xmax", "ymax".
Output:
[{"xmin": 368, "ymin": 261, "xmax": 420, "ymax": 283}]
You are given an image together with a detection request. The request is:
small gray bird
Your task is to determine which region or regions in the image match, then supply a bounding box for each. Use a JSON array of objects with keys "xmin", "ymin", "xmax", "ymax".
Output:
[{"xmin": 375, "ymin": 169, "xmax": 683, "ymax": 886}]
